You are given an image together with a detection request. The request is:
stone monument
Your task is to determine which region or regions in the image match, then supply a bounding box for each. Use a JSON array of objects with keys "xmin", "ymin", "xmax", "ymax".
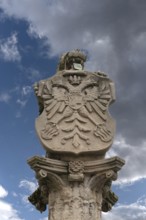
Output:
[{"xmin": 27, "ymin": 49, "xmax": 125, "ymax": 220}]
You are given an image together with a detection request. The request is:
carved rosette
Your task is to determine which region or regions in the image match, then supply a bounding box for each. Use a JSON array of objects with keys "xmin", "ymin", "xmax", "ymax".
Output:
[{"xmin": 35, "ymin": 70, "xmax": 115, "ymax": 155}]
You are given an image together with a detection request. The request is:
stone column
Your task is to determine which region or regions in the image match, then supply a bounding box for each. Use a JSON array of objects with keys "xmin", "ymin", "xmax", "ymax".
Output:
[
  {"xmin": 27, "ymin": 50, "xmax": 125, "ymax": 220},
  {"xmin": 28, "ymin": 156, "xmax": 124, "ymax": 220}
]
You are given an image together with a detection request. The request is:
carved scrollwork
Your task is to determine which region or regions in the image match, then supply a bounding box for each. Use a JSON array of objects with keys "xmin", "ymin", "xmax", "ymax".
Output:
[
  {"xmin": 94, "ymin": 123, "xmax": 112, "ymax": 142},
  {"xmin": 38, "ymin": 169, "xmax": 48, "ymax": 178},
  {"xmin": 41, "ymin": 122, "xmax": 59, "ymax": 140}
]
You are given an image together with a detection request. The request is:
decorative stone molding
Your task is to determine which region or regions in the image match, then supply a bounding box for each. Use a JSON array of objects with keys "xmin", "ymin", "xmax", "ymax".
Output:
[
  {"xmin": 28, "ymin": 156, "xmax": 124, "ymax": 175},
  {"xmin": 28, "ymin": 156, "xmax": 124, "ymax": 218},
  {"xmin": 28, "ymin": 155, "xmax": 124, "ymax": 216}
]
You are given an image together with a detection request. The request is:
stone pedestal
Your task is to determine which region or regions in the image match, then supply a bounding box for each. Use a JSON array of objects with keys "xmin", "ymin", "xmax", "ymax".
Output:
[{"xmin": 28, "ymin": 156, "xmax": 124, "ymax": 220}]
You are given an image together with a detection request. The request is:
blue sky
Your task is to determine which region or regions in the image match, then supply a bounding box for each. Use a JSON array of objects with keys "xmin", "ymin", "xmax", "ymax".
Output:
[{"xmin": 0, "ymin": 0, "xmax": 146, "ymax": 219}]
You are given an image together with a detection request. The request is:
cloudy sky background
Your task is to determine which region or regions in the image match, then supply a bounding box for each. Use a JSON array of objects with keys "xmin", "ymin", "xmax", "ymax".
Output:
[{"xmin": 0, "ymin": 0, "xmax": 146, "ymax": 219}]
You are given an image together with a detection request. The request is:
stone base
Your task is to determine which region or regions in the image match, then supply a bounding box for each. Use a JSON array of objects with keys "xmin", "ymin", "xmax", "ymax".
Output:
[{"xmin": 27, "ymin": 156, "xmax": 124, "ymax": 219}]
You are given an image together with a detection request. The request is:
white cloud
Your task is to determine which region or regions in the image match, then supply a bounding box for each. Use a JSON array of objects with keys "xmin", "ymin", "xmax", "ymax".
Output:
[
  {"xmin": 12, "ymin": 192, "xmax": 18, "ymax": 197},
  {"xmin": 19, "ymin": 180, "xmax": 38, "ymax": 207},
  {"xmin": 16, "ymin": 86, "xmax": 32, "ymax": 108},
  {"xmin": 20, "ymin": 194, "xmax": 30, "ymax": 205},
  {"xmin": 0, "ymin": 185, "xmax": 8, "ymax": 198},
  {"xmin": 22, "ymin": 86, "xmax": 32, "ymax": 96},
  {"xmin": 19, "ymin": 179, "xmax": 37, "ymax": 194},
  {"xmin": 0, "ymin": 185, "xmax": 23, "ymax": 220},
  {"xmin": 0, "ymin": 200, "xmax": 24, "ymax": 220},
  {"xmin": 0, "ymin": 0, "xmax": 115, "ymax": 63},
  {"xmin": 0, "ymin": 93, "xmax": 11, "ymax": 103},
  {"xmin": 0, "ymin": 33, "xmax": 21, "ymax": 62},
  {"xmin": 16, "ymin": 99, "xmax": 27, "ymax": 108},
  {"xmin": 85, "ymin": 36, "xmax": 118, "ymax": 76},
  {"xmin": 39, "ymin": 218, "xmax": 48, "ymax": 220},
  {"xmin": 18, "ymin": 65, "xmax": 43, "ymax": 82},
  {"xmin": 0, "ymin": 0, "xmax": 142, "ymax": 78},
  {"xmin": 15, "ymin": 111, "xmax": 22, "ymax": 118},
  {"xmin": 102, "ymin": 195, "xmax": 146, "ymax": 220},
  {"xmin": 27, "ymin": 69, "xmax": 42, "ymax": 82},
  {"xmin": 107, "ymin": 136, "xmax": 146, "ymax": 185}
]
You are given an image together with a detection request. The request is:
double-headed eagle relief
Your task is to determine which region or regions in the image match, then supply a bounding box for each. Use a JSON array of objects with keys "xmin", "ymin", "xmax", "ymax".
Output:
[{"xmin": 34, "ymin": 50, "xmax": 116, "ymax": 155}]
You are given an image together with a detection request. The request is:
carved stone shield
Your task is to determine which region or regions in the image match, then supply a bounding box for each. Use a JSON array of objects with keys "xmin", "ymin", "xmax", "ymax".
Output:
[{"xmin": 35, "ymin": 70, "xmax": 116, "ymax": 155}]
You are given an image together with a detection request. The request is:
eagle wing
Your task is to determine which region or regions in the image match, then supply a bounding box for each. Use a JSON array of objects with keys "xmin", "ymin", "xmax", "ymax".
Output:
[
  {"xmin": 82, "ymin": 79, "xmax": 114, "ymax": 121},
  {"xmin": 42, "ymin": 84, "xmax": 69, "ymax": 120}
]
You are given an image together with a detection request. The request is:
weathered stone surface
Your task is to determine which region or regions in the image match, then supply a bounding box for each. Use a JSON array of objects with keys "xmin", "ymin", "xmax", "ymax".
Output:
[
  {"xmin": 34, "ymin": 50, "xmax": 115, "ymax": 156},
  {"xmin": 28, "ymin": 156, "xmax": 124, "ymax": 219},
  {"xmin": 28, "ymin": 49, "xmax": 125, "ymax": 220}
]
